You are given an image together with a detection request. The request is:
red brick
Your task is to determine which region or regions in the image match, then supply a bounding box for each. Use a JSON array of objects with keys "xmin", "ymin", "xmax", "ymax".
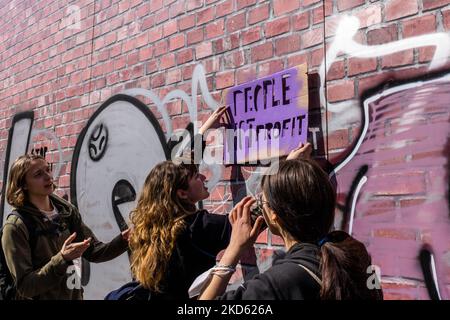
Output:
[
  {"xmin": 402, "ymin": 15, "xmax": 436, "ymax": 38},
  {"xmin": 418, "ymin": 46, "xmax": 436, "ymax": 63},
  {"xmin": 150, "ymin": 0, "xmax": 163, "ymax": 13},
  {"xmin": 337, "ymin": 0, "xmax": 365, "ymax": 11},
  {"xmin": 373, "ymin": 228, "xmax": 418, "ymax": 240},
  {"xmin": 169, "ymin": 33, "xmax": 184, "ymax": 51},
  {"xmin": 169, "ymin": 1, "xmax": 184, "ymax": 18},
  {"xmin": 163, "ymin": 20, "xmax": 177, "ymax": 37},
  {"xmin": 265, "ymin": 16, "xmax": 290, "ymax": 38},
  {"xmin": 166, "ymin": 68, "xmax": 181, "ymax": 84},
  {"xmin": 224, "ymin": 51, "xmax": 245, "ymax": 68},
  {"xmin": 249, "ymin": 4, "xmax": 269, "ymax": 25},
  {"xmin": 148, "ymin": 26, "xmax": 162, "ymax": 42},
  {"xmin": 226, "ymin": 12, "xmax": 246, "ymax": 33},
  {"xmin": 287, "ymin": 52, "xmax": 308, "ymax": 68},
  {"xmin": 151, "ymin": 72, "xmax": 165, "ymax": 87},
  {"xmin": 237, "ymin": 0, "xmax": 256, "ymax": 10},
  {"xmin": 275, "ymin": 35, "xmax": 300, "ymax": 55},
  {"xmin": 310, "ymin": 47, "xmax": 324, "ymax": 67},
  {"xmin": 236, "ymin": 65, "xmax": 257, "ymax": 84},
  {"xmin": 242, "ymin": 27, "xmax": 261, "ymax": 45},
  {"xmin": 178, "ymin": 14, "xmax": 195, "ymax": 31},
  {"xmin": 259, "ymin": 60, "xmax": 284, "ymax": 77},
  {"xmin": 229, "ymin": 33, "xmax": 240, "ymax": 50},
  {"xmin": 177, "ymin": 48, "xmax": 193, "ymax": 64},
  {"xmin": 216, "ymin": 70, "xmax": 235, "ymax": 89},
  {"xmin": 385, "ymin": 0, "xmax": 418, "ymax": 22},
  {"xmin": 187, "ymin": 28, "xmax": 204, "ymax": 45},
  {"xmin": 159, "ymin": 53, "xmax": 175, "ymax": 70},
  {"xmin": 355, "ymin": 4, "xmax": 382, "ymax": 29},
  {"xmin": 197, "ymin": 7, "xmax": 214, "ymax": 25},
  {"xmin": 301, "ymin": 27, "xmax": 323, "ymax": 49},
  {"xmin": 273, "ymin": 0, "xmax": 300, "ymax": 16},
  {"xmin": 372, "ymin": 172, "xmax": 426, "ymax": 196},
  {"xmin": 251, "ymin": 42, "xmax": 273, "ymax": 62},
  {"xmin": 293, "ymin": 11, "xmax": 310, "ymax": 31},
  {"xmin": 381, "ymin": 49, "xmax": 414, "ymax": 68},
  {"xmin": 146, "ymin": 60, "xmax": 158, "ymax": 74},
  {"xmin": 271, "ymin": 234, "xmax": 284, "ymax": 246},
  {"xmin": 139, "ymin": 47, "xmax": 153, "ymax": 61},
  {"xmin": 217, "ymin": 0, "xmax": 234, "ymax": 18},
  {"xmin": 155, "ymin": 8, "xmax": 169, "ymax": 24},
  {"xmin": 367, "ymin": 24, "xmax": 398, "ymax": 45},
  {"xmin": 327, "ymin": 59, "xmax": 345, "ymax": 80},
  {"xmin": 302, "ymin": 0, "xmax": 321, "ymax": 7},
  {"xmin": 328, "ymin": 128, "xmax": 350, "ymax": 149},
  {"xmin": 444, "ymin": 9, "xmax": 450, "ymax": 31},
  {"xmin": 327, "ymin": 79, "xmax": 355, "ymax": 102},
  {"xmin": 154, "ymin": 40, "xmax": 168, "ymax": 56},
  {"xmin": 205, "ymin": 19, "xmax": 224, "ymax": 39},
  {"xmin": 187, "ymin": 0, "xmax": 202, "ymax": 11},
  {"xmin": 312, "ymin": 6, "xmax": 324, "ymax": 25},
  {"xmin": 363, "ymin": 200, "xmax": 396, "ymax": 216},
  {"xmin": 324, "ymin": 0, "xmax": 333, "ymax": 16},
  {"xmin": 423, "ymin": 0, "xmax": 450, "ymax": 11},
  {"xmin": 399, "ymin": 198, "xmax": 426, "ymax": 208},
  {"xmin": 196, "ymin": 41, "xmax": 213, "ymax": 59},
  {"xmin": 348, "ymin": 57, "xmax": 377, "ymax": 76},
  {"xmin": 255, "ymin": 230, "xmax": 268, "ymax": 244}
]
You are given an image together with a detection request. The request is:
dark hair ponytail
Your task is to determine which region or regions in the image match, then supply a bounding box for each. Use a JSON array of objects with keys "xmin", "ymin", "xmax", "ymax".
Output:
[{"xmin": 319, "ymin": 231, "xmax": 383, "ymax": 300}]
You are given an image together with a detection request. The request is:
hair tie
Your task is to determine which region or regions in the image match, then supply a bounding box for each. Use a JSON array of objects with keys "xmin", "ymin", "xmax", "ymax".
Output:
[{"xmin": 318, "ymin": 235, "xmax": 331, "ymax": 247}]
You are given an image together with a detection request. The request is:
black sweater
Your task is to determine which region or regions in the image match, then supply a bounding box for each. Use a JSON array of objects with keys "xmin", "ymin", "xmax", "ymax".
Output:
[
  {"xmin": 219, "ymin": 243, "xmax": 322, "ymax": 300},
  {"xmin": 157, "ymin": 210, "xmax": 231, "ymax": 299}
]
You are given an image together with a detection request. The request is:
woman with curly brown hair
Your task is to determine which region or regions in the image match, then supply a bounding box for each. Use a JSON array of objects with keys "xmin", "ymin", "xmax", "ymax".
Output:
[{"xmin": 126, "ymin": 160, "xmax": 231, "ymax": 300}]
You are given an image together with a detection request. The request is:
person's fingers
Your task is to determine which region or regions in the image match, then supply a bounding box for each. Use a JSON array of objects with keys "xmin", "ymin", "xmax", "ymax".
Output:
[
  {"xmin": 236, "ymin": 196, "xmax": 253, "ymax": 219},
  {"xmin": 250, "ymin": 216, "xmax": 265, "ymax": 238},
  {"xmin": 242, "ymin": 198, "xmax": 256, "ymax": 223},
  {"xmin": 63, "ymin": 232, "xmax": 77, "ymax": 247}
]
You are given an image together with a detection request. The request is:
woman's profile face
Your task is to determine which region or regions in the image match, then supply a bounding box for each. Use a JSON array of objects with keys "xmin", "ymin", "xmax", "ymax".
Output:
[
  {"xmin": 183, "ymin": 172, "xmax": 210, "ymax": 204},
  {"xmin": 261, "ymin": 192, "xmax": 281, "ymax": 236},
  {"xmin": 23, "ymin": 158, "xmax": 54, "ymax": 197}
]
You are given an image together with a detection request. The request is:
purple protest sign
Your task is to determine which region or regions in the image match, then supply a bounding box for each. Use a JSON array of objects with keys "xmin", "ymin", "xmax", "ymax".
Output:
[{"xmin": 223, "ymin": 64, "xmax": 308, "ymax": 165}]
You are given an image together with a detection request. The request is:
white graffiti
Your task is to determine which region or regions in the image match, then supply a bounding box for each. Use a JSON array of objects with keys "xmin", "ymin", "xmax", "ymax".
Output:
[{"xmin": 322, "ymin": 14, "xmax": 450, "ymax": 177}]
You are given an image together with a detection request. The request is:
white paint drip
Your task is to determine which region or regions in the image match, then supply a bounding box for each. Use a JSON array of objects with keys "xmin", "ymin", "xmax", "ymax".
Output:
[{"xmin": 348, "ymin": 175, "xmax": 367, "ymax": 236}]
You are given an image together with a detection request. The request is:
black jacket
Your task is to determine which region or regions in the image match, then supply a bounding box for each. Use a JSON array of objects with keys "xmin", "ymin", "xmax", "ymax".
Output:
[
  {"xmin": 156, "ymin": 210, "xmax": 231, "ymax": 299},
  {"xmin": 219, "ymin": 243, "xmax": 321, "ymax": 300}
]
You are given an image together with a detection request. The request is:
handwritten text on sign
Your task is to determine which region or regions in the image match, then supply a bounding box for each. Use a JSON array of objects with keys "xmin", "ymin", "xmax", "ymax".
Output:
[{"xmin": 224, "ymin": 64, "xmax": 308, "ymax": 164}]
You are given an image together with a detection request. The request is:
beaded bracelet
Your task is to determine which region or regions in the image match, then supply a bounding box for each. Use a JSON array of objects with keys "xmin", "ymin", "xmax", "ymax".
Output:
[{"xmin": 211, "ymin": 264, "xmax": 236, "ymax": 276}]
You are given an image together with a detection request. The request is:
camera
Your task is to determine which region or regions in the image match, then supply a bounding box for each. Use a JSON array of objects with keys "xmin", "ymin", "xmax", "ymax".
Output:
[{"xmin": 250, "ymin": 202, "xmax": 267, "ymax": 231}]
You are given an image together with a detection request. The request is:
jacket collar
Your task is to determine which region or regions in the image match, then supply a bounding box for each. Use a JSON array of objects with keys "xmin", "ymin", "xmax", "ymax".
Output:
[{"xmin": 18, "ymin": 194, "xmax": 73, "ymax": 219}]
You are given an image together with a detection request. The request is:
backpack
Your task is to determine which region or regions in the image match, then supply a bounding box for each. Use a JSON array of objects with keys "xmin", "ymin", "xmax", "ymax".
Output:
[
  {"xmin": 104, "ymin": 281, "xmax": 152, "ymax": 300},
  {"xmin": 0, "ymin": 210, "xmax": 38, "ymax": 300}
]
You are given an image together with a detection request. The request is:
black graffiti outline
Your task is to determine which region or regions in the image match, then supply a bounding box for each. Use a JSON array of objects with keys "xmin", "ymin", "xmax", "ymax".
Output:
[{"xmin": 70, "ymin": 94, "xmax": 170, "ymax": 286}]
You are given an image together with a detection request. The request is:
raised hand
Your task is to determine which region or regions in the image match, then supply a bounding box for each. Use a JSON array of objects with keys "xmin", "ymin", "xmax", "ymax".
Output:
[
  {"xmin": 199, "ymin": 105, "xmax": 229, "ymax": 134},
  {"xmin": 286, "ymin": 142, "xmax": 312, "ymax": 160},
  {"xmin": 60, "ymin": 232, "xmax": 92, "ymax": 261}
]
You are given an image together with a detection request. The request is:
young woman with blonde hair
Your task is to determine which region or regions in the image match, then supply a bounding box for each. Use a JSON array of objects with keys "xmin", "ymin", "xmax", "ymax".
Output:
[{"xmin": 1, "ymin": 154, "xmax": 130, "ymax": 300}]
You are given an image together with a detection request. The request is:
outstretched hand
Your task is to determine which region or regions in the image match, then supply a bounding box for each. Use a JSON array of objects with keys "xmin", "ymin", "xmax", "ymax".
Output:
[
  {"xmin": 60, "ymin": 232, "xmax": 91, "ymax": 261},
  {"xmin": 199, "ymin": 105, "xmax": 229, "ymax": 134},
  {"xmin": 286, "ymin": 142, "xmax": 312, "ymax": 160}
]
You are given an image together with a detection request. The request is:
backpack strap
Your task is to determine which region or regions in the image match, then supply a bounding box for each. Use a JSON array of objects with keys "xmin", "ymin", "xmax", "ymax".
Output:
[
  {"xmin": 7, "ymin": 211, "xmax": 39, "ymax": 254},
  {"xmin": 298, "ymin": 263, "xmax": 322, "ymax": 286}
]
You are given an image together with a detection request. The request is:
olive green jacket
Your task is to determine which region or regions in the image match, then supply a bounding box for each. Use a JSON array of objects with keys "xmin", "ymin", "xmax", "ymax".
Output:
[{"xmin": 1, "ymin": 194, "xmax": 128, "ymax": 300}]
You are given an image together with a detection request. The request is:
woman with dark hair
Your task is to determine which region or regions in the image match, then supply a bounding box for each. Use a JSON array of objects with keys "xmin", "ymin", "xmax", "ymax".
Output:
[{"xmin": 199, "ymin": 158, "xmax": 383, "ymax": 300}]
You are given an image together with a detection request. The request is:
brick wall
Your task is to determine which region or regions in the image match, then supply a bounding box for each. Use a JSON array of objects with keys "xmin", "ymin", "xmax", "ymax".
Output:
[{"xmin": 0, "ymin": 0, "xmax": 449, "ymax": 300}]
